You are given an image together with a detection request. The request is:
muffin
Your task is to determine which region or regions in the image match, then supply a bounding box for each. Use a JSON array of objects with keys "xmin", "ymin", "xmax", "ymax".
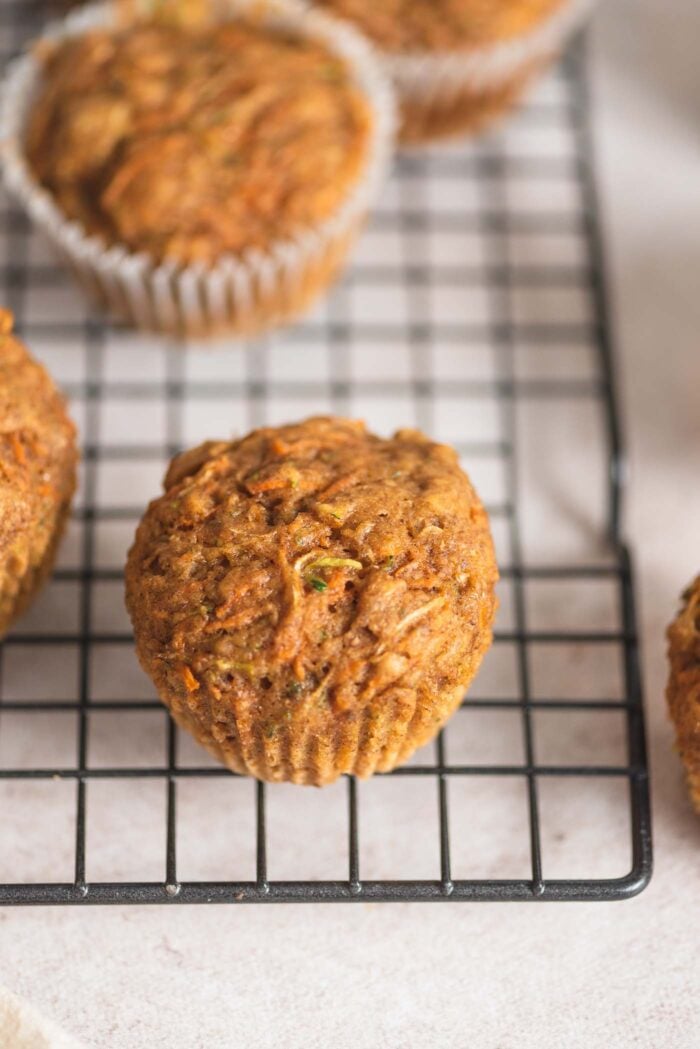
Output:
[
  {"xmin": 1, "ymin": 0, "xmax": 394, "ymax": 336},
  {"xmin": 126, "ymin": 417, "xmax": 498, "ymax": 786},
  {"xmin": 0, "ymin": 310, "xmax": 77, "ymax": 637},
  {"xmin": 667, "ymin": 576, "xmax": 700, "ymax": 812},
  {"xmin": 312, "ymin": 0, "xmax": 594, "ymax": 143}
]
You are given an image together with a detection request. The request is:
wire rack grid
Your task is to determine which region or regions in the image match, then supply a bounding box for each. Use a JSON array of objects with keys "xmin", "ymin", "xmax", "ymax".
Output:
[{"xmin": 0, "ymin": 2, "xmax": 652, "ymax": 904}]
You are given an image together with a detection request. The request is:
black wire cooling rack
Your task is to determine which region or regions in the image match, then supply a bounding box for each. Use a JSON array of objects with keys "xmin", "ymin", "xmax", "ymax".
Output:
[{"xmin": 0, "ymin": 1, "xmax": 652, "ymax": 905}]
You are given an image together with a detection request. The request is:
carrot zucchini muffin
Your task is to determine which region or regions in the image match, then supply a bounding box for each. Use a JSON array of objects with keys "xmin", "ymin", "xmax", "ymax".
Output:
[
  {"xmin": 315, "ymin": 0, "xmax": 565, "ymax": 51},
  {"xmin": 0, "ymin": 310, "xmax": 77, "ymax": 637},
  {"xmin": 126, "ymin": 417, "xmax": 498, "ymax": 786},
  {"xmin": 2, "ymin": 0, "xmax": 393, "ymax": 335},
  {"xmin": 667, "ymin": 577, "xmax": 700, "ymax": 813},
  {"xmin": 27, "ymin": 18, "xmax": 370, "ymax": 265},
  {"xmin": 313, "ymin": 0, "xmax": 593, "ymax": 143}
]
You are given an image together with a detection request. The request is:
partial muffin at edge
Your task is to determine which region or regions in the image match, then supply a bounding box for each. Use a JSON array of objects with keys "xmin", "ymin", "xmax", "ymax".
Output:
[
  {"xmin": 667, "ymin": 576, "xmax": 700, "ymax": 812},
  {"xmin": 313, "ymin": 0, "xmax": 580, "ymax": 143},
  {"xmin": 0, "ymin": 309, "xmax": 78, "ymax": 636},
  {"xmin": 125, "ymin": 416, "xmax": 498, "ymax": 786},
  {"xmin": 311, "ymin": 0, "xmax": 565, "ymax": 52}
]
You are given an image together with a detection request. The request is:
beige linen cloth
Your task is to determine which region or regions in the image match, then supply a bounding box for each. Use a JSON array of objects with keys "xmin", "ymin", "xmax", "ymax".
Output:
[{"xmin": 0, "ymin": 988, "xmax": 88, "ymax": 1049}]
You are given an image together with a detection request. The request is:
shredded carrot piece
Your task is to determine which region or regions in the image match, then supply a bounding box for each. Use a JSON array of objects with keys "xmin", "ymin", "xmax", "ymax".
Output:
[
  {"xmin": 269, "ymin": 437, "xmax": 290, "ymax": 456},
  {"xmin": 246, "ymin": 467, "xmax": 300, "ymax": 494},
  {"xmin": 25, "ymin": 431, "xmax": 42, "ymax": 456},
  {"xmin": 245, "ymin": 474, "xmax": 291, "ymax": 494},
  {"xmin": 180, "ymin": 665, "xmax": 199, "ymax": 692},
  {"xmin": 317, "ymin": 473, "xmax": 357, "ymax": 499},
  {"xmin": 9, "ymin": 433, "xmax": 26, "ymax": 466}
]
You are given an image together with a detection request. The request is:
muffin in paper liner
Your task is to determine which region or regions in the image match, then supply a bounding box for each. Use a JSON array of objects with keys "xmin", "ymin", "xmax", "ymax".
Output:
[
  {"xmin": 0, "ymin": 0, "xmax": 395, "ymax": 337},
  {"xmin": 667, "ymin": 576, "xmax": 700, "ymax": 814},
  {"xmin": 314, "ymin": 0, "xmax": 596, "ymax": 144},
  {"xmin": 125, "ymin": 417, "xmax": 499, "ymax": 787}
]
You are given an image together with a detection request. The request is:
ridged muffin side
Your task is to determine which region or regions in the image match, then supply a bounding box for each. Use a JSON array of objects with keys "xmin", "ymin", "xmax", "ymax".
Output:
[
  {"xmin": 311, "ymin": 0, "xmax": 591, "ymax": 144},
  {"xmin": 126, "ymin": 417, "xmax": 498, "ymax": 785},
  {"xmin": 667, "ymin": 577, "xmax": 700, "ymax": 812},
  {"xmin": 0, "ymin": 309, "xmax": 78, "ymax": 636},
  {"xmin": 399, "ymin": 58, "xmax": 549, "ymax": 144}
]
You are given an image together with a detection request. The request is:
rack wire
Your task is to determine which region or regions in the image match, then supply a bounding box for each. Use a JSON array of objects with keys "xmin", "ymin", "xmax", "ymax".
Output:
[{"xmin": 0, "ymin": 0, "xmax": 652, "ymax": 904}]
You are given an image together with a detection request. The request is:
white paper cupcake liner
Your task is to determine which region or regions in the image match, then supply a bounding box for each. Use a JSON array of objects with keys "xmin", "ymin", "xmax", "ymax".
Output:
[
  {"xmin": 378, "ymin": 0, "xmax": 596, "ymax": 140},
  {"xmin": 0, "ymin": 0, "xmax": 396, "ymax": 336}
]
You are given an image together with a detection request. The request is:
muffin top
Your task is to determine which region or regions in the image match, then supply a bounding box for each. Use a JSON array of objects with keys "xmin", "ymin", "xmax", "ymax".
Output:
[
  {"xmin": 0, "ymin": 310, "xmax": 77, "ymax": 618},
  {"xmin": 312, "ymin": 0, "xmax": 564, "ymax": 53},
  {"xmin": 126, "ymin": 417, "xmax": 498, "ymax": 735},
  {"xmin": 26, "ymin": 15, "xmax": 372, "ymax": 265}
]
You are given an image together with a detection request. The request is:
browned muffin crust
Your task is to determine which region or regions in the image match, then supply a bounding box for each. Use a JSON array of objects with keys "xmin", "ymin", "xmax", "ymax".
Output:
[
  {"xmin": 312, "ymin": 0, "xmax": 564, "ymax": 52},
  {"xmin": 667, "ymin": 577, "xmax": 700, "ymax": 812},
  {"xmin": 26, "ymin": 16, "xmax": 371, "ymax": 266},
  {"xmin": 126, "ymin": 417, "xmax": 498, "ymax": 786},
  {"xmin": 0, "ymin": 310, "xmax": 77, "ymax": 636}
]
